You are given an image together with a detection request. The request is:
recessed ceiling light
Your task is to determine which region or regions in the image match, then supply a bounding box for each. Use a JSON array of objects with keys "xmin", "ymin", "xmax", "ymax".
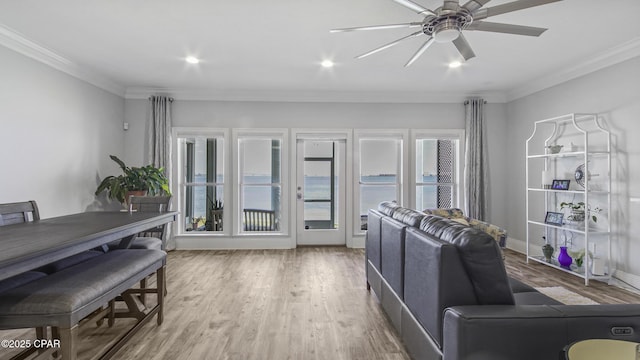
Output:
[
  {"xmin": 185, "ymin": 56, "xmax": 200, "ymax": 64},
  {"xmin": 448, "ymin": 61, "xmax": 462, "ymax": 69},
  {"xmin": 321, "ymin": 60, "xmax": 335, "ymax": 68}
]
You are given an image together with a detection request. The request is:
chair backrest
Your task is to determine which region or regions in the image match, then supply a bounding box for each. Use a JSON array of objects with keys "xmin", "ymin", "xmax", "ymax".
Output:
[
  {"xmin": 129, "ymin": 195, "xmax": 171, "ymax": 213},
  {"xmin": 243, "ymin": 209, "xmax": 276, "ymax": 231},
  {"xmin": 0, "ymin": 201, "xmax": 40, "ymax": 226},
  {"xmin": 129, "ymin": 196, "xmax": 172, "ymax": 241}
]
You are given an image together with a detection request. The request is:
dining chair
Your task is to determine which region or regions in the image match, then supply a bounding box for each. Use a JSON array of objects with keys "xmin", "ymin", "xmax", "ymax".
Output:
[
  {"xmin": 110, "ymin": 195, "xmax": 171, "ymax": 313},
  {"xmin": 0, "ymin": 200, "xmax": 40, "ymax": 226},
  {"xmin": 0, "ymin": 201, "xmax": 48, "ymax": 349},
  {"xmin": 127, "ymin": 195, "xmax": 172, "ymax": 250}
]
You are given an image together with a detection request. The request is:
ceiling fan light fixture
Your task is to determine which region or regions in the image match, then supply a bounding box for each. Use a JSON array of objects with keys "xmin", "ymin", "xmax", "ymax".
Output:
[
  {"xmin": 434, "ymin": 28, "xmax": 460, "ymax": 42},
  {"xmin": 433, "ymin": 19, "xmax": 461, "ymax": 43}
]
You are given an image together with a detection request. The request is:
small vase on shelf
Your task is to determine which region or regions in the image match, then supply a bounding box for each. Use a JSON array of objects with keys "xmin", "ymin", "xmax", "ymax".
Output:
[
  {"xmin": 542, "ymin": 243, "xmax": 554, "ymax": 262},
  {"xmin": 558, "ymin": 246, "xmax": 572, "ymax": 269}
]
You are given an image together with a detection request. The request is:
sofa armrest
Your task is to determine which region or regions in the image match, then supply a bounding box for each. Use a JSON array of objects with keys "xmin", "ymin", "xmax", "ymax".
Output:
[{"xmin": 443, "ymin": 304, "xmax": 640, "ymax": 360}]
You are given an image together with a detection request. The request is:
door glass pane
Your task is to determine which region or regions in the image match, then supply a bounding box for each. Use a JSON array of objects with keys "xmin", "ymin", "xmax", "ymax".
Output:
[
  {"xmin": 303, "ymin": 140, "xmax": 337, "ymax": 230},
  {"xmin": 304, "ymin": 161, "xmax": 331, "ymax": 200},
  {"xmin": 304, "ymin": 141, "xmax": 333, "ymax": 157},
  {"xmin": 304, "ymin": 202, "xmax": 331, "ymax": 221}
]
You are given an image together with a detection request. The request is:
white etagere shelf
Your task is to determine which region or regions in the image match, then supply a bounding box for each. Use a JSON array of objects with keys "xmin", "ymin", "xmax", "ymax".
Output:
[{"xmin": 525, "ymin": 113, "xmax": 611, "ymax": 285}]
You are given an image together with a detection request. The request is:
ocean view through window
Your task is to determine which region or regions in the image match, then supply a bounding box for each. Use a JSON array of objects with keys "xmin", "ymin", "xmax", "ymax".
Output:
[
  {"xmin": 359, "ymin": 138, "xmax": 403, "ymax": 230},
  {"xmin": 180, "ymin": 136, "xmax": 224, "ymax": 232}
]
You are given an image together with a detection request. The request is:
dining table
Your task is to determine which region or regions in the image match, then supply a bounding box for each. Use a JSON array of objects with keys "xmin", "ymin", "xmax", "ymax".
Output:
[{"xmin": 0, "ymin": 211, "xmax": 177, "ymax": 282}]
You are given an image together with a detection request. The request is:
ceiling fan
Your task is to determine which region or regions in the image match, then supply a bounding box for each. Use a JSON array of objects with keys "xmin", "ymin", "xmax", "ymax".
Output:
[{"xmin": 330, "ymin": 0, "xmax": 562, "ymax": 66}]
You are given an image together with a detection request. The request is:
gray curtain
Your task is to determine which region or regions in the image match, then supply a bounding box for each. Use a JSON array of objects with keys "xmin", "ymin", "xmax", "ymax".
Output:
[
  {"xmin": 148, "ymin": 95, "xmax": 172, "ymax": 169},
  {"xmin": 148, "ymin": 95, "xmax": 174, "ymax": 249},
  {"xmin": 464, "ymin": 98, "xmax": 488, "ymax": 220}
]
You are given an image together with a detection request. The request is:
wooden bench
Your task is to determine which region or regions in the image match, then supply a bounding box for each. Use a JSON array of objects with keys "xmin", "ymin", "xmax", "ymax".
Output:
[{"xmin": 0, "ymin": 249, "xmax": 166, "ymax": 360}]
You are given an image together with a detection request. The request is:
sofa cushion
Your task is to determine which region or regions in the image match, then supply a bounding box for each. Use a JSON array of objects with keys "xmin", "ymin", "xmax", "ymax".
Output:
[
  {"xmin": 391, "ymin": 207, "xmax": 425, "ymax": 227},
  {"xmin": 419, "ymin": 216, "xmax": 514, "ymax": 305},
  {"xmin": 378, "ymin": 201, "xmax": 401, "ymax": 216}
]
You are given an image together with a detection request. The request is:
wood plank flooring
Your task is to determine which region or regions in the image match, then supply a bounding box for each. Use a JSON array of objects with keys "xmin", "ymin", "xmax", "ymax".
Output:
[{"xmin": 1, "ymin": 247, "xmax": 640, "ymax": 360}]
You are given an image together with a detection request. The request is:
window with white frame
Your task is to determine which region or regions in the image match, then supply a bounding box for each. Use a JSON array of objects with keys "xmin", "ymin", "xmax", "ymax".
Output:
[
  {"xmin": 414, "ymin": 134, "xmax": 461, "ymax": 211},
  {"xmin": 236, "ymin": 132, "xmax": 286, "ymax": 233},
  {"xmin": 356, "ymin": 135, "xmax": 404, "ymax": 232},
  {"xmin": 177, "ymin": 134, "xmax": 225, "ymax": 233}
]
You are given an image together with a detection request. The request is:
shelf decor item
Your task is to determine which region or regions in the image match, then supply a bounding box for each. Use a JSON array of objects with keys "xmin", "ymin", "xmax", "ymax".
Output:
[
  {"xmin": 551, "ymin": 179, "xmax": 570, "ymax": 190},
  {"xmin": 574, "ymin": 163, "xmax": 587, "ymax": 188},
  {"xmin": 546, "ymin": 144, "xmax": 563, "ymax": 154},
  {"xmin": 544, "ymin": 211, "xmax": 564, "ymax": 226},
  {"xmin": 542, "ymin": 237, "xmax": 554, "ymax": 262},
  {"xmin": 558, "ymin": 246, "xmax": 572, "ymax": 268}
]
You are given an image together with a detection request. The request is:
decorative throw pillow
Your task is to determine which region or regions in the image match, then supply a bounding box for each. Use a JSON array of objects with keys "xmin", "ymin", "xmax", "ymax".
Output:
[{"xmin": 450, "ymin": 217, "xmax": 470, "ymax": 226}]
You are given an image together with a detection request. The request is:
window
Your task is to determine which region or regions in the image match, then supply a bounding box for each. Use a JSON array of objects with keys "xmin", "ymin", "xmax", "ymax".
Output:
[
  {"xmin": 178, "ymin": 134, "xmax": 225, "ymax": 233},
  {"xmin": 355, "ymin": 132, "xmax": 406, "ymax": 232},
  {"xmin": 237, "ymin": 132, "xmax": 287, "ymax": 233},
  {"xmin": 414, "ymin": 134, "xmax": 461, "ymax": 211}
]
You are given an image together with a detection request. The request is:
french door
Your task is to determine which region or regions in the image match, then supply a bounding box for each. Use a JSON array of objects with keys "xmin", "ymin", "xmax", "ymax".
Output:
[{"xmin": 295, "ymin": 138, "xmax": 346, "ymax": 245}]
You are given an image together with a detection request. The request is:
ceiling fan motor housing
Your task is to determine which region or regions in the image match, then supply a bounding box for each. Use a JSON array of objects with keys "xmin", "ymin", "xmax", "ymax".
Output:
[{"xmin": 423, "ymin": 8, "xmax": 473, "ymax": 43}]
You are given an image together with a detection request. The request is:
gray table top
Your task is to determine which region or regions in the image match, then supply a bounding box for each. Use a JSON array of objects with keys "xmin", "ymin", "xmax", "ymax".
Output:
[{"xmin": 0, "ymin": 211, "xmax": 177, "ymax": 281}]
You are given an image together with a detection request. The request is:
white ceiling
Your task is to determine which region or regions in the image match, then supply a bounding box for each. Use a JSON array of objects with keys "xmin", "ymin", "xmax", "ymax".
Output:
[{"xmin": 0, "ymin": 0, "xmax": 639, "ymax": 102}]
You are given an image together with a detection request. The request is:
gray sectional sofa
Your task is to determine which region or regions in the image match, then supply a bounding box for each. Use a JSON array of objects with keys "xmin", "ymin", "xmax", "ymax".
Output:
[{"xmin": 366, "ymin": 201, "xmax": 640, "ymax": 360}]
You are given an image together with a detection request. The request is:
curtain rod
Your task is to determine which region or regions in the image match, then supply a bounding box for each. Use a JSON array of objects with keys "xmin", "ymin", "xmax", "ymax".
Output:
[
  {"xmin": 464, "ymin": 100, "xmax": 487, "ymax": 105},
  {"xmin": 148, "ymin": 96, "xmax": 174, "ymax": 102}
]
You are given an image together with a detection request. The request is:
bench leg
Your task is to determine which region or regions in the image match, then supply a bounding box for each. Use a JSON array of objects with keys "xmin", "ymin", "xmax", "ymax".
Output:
[
  {"xmin": 157, "ymin": 266, "xmax": 165, "ymax": 325},
  {"xmin": 139, "ymin": 277, "xmax": 147, "ymax": 306},
  {"xmin": 58, "ymin": 325, "xmax": 78, "ymax": 360}
]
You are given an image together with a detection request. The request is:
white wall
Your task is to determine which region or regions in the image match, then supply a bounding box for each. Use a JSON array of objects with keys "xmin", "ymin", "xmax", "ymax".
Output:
[
  {"xmin": 0, "ymin": 45, "xmax": 125, "ymax": 217},
  {"xmin": 124, "ymin": 98, "xmax": 509, "ymax": 248},
  {"xmin": 505, "ymin": 56, "xmax": 640, "ymax": 278}
]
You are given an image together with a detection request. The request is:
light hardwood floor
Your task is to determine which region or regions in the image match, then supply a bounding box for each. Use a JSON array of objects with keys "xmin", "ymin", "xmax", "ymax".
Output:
[{"xmin": 1, "ymin": 248, "xmax": 640, "ymax": 360}]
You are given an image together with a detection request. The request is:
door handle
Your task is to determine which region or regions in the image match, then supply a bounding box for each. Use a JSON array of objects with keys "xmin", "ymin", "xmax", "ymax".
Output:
[{"xmin": 297, "ymin": 193, "xmax": 303, "ymax": 200}]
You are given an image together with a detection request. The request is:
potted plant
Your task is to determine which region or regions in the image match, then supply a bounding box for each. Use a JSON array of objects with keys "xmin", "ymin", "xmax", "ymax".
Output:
[
  {"xmin": 95, "ymin": 155, "xmax": 171, "ymax": 205},
  {"xmin": 560, "ymin": 202, "xmax": 601, "ymax": 223}
]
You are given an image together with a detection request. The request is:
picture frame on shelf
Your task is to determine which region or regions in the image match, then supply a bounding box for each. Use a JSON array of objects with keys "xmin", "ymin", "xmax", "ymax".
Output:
[
  {"xmin": 551, "ymin": 179, "xmax": 570, "ymax": 190},
  {"xmin": 544, "ymin": 211, "xmax": 564, "ymax": 226}
]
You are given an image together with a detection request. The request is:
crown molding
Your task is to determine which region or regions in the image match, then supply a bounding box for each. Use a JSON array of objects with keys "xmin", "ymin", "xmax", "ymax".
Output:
[
  {"xmin": 0, "ymin": 23, "xmax": 125, "ymax": 97},
  {"xmin": 125, "ymin": 87, "xmax": 508, "ymax": 104},
  {"xmin": 506, "ymin": 37, "xmax": 640, "ymax": 102}
]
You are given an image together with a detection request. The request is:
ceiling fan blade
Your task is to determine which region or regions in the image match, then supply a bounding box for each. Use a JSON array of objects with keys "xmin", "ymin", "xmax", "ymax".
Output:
[
  {"xmin": 391, "ymin": 0, "xmax": 436, "ymax": 16},
  {"xmin": 466, "ymin": 21, "xmax": 547, "ymax": 36},
  {"xmin": 473, "ymin": 0, "xmax": 562, "ymax": 20},
  {"xmin": 452, "ymin": 33, "xmax": 476, "ymax": 61},
  {"xmin": 356, "ymin": 31, "xmax": 424, "ymax": 59},
  {"xmin": 462, "ymin": 0, "xmax": 491, "ymax": 12},
  {"xmin": 330, "ymin": 22, "xmax": 422, "ymax": 33},
  {"xmin": 443, "ymin": 0, "xmax": 461, "ymax": 12},
  {"xmin": 405, "ymin": 37, "xmax": 435, "ymax": 67}
]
